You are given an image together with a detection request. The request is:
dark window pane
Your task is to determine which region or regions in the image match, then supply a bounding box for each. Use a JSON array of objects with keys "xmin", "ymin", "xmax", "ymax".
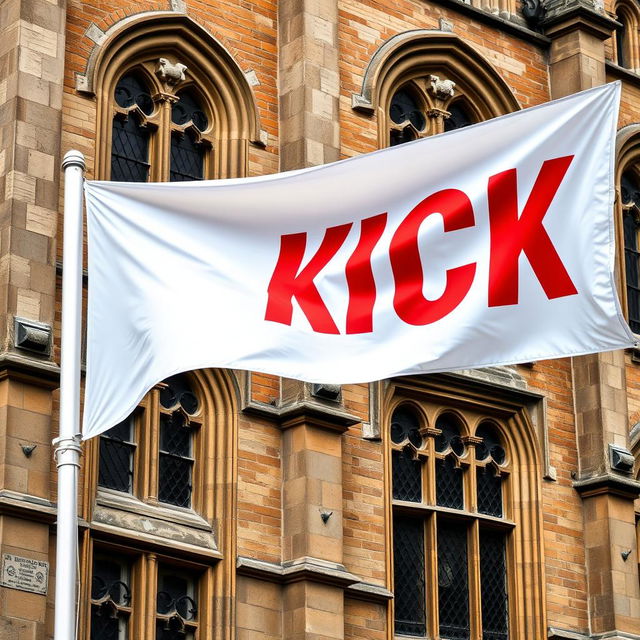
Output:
[
  {"xmin": 392, "ymin": 449, "xmax": 422, "ymax": 502},
  {"xmin": 389, "ymin": 89, "xmax": 425, "ymax": 130},
  {"xmin": 111, "ymin": 116, "xmax": 150, "ymax": 182},
  {"xmin": 160, "ymin": 413, "xmax": 191, "ymax": 456},
  {"xmin": 477, "ymin": 467, "xmax": 503, "ymax": 518},
  {"xmin": 616, "ymin": 21, "xmax": 627, "ymax": 67},
  {"xmin": 156, "ymin": 568, "xmax": 197, "ymax": 640},
  {"xmin": 160, "ymin": 375, "xmax": 199, "ymax": 414},
  {"xmin": 444, "ymin": 102, "xmax": 475, "ymax": 132},
  {"xmin": 438, "ymin": 520, "xmax": 470, "ymax": 640},
  {"xmin": 98, "ymin": 418, "xmax": 134, "ymax": 493},
  {"xmin": 170, "ymin": 130, "xmax": 205, "ymax": 182},
  {"xmin": 158, "ymin": 413, "xmax": 193, "ymax": 508},
  {"xmin": 435, "ymin": 415, "xmax": 465, "ymax": 456},
  {"xmin": 436, "ymin": 456, "xmax": 464, "ymax": 509},
  {"xmin": 155, "ymin": 620, "xmax": 195, "ymax": 640},
  {"xmin": 480, "ymin": 530, "xmax": 509, "ymax": 640},
  {"xmin": 91, "ymin": 610, "xmax": 122, "ymax": 640},
  {"xmin": 622, "ymin": 177, "xmax": 640, "ymax": 333},
  {"xmin": 91, "ymin": 556, "xmax": 131, "ymax": 640},
  {"xmin": 475, "ymin": 424, "xmax": 506, "ymax": 465},
  {"xmin": 393, "ymin": 516, "xmax": 426, "ymax": 636},
  {"xmin": 390, "ymin": 127, "xmax": 417, "ymax": 147},
  {"xmin": 172, "ymin": 92, "xmax": 208, "ymax": 130},
  {"xmin": 114, "ymin": 74, "xmax": 153, "ymax": 114},
  {"xmin": 390, "ymin": 406, "xmax": 422, "ymax": 447},
  {"xmin": 170, "ymin": 92, "xmax": 207, "ymax": 182}
]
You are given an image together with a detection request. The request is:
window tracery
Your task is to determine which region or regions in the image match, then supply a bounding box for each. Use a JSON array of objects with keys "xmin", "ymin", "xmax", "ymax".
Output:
[
  {"xmin": 107, "ymin": 61, "xmax": 216, "ymax": 183},
  {"xmin": 391, "ymin": 404, "xmax": 511, "ymax": 638},
  {"xmin": 388, "ymin": 76, "xmax": 477, "ymax": 146}
]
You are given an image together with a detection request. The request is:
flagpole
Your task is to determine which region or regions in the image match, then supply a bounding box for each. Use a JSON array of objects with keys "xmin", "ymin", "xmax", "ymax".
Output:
[{"xmin": 54, "ymin": 150, "xmax": 85, "ymax": 640}]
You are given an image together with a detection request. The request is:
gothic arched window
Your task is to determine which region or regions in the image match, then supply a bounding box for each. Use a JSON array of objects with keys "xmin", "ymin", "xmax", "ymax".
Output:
[
  {"xmin": 108, "ymin": 64, "xmax": 215, "ymax": 183},
  {"xmin": 389, "ymin": 397, "xmax": 524, "ymax": 640}
]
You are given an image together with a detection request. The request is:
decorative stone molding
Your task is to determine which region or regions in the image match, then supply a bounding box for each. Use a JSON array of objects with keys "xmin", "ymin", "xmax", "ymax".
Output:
[
  {"xmin": 236, "ymin": 555, "xmax": 394, "ymax": 600},
  {"xmin": 155, "ymin": 57, "xmax": 188, "ymax": 87},
  {"xmin": 572, "ymin": 473, "xmax": 640, "ymax": 499}
]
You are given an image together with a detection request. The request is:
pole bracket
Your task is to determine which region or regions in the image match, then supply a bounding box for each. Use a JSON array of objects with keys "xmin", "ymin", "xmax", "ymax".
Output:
[{"xmin": 53, "ymin": 435, "xmax": 82, "ymax": 469}]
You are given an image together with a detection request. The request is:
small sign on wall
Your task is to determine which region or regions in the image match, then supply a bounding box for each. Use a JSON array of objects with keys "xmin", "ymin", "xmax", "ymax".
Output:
[{"xmin": 1, "ymin": 553, "xmax": 49, "ymax": 595}]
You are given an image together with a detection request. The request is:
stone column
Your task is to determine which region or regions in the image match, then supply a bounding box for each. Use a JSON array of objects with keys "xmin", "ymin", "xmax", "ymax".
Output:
[
  {"xmin": 0, "ymin": 0, "xmax": 66, "ymax": 636},
  {"xmin": 281, "ymin": 412, "xmax": 348, "ymax": 640},
  {"xmin": 279, "ymin": 0, "xmax": 340, "ymax": 169},
  {"xmin": 544, "ymin": 3, "xmax": 640, "ymax": 633}
]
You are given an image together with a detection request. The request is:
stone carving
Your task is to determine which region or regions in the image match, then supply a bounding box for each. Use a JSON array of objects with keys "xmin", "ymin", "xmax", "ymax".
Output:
[
  {"xmin": 428, "ymin": 75, "xmax": 456, "ymax": 100},
  {"xmin": 155, "ymin": 58, "xmax": 188, "ymax": 87}
]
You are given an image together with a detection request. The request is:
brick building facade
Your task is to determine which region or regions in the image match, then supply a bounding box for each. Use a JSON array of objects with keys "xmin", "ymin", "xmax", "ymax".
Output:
[{"xmin": 1, "ymin": 0, "xmax": 640, "ymax": 637}]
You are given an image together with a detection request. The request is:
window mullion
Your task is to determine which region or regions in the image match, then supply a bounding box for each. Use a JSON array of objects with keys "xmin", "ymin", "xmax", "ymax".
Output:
[
  {"xmin": 425, "ymin": 512, "xmax": 439, "ymax": 637},
  {"xmin": 146, "ymin": 389, "xmax": 160, "ymax": 501},
  {"xmin": 469, "ymin": 519, "xmax": 483, "ymax": 640},
  {"xmin": 142, "ymin": 554, "xmax": 158, "ymax": 639},
  {"xmin": 154, "ymin": 96, "xmax": 173, "ymax": 181},
  {"xmin": 468, "ymin": 443, "xmax": 478, "ymax": 513}
]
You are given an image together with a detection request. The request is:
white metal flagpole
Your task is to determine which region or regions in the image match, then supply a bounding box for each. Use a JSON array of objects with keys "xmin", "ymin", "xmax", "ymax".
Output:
[{"xmin": 53, "ymin": 150, "xmax": 86, "ymax": 640}]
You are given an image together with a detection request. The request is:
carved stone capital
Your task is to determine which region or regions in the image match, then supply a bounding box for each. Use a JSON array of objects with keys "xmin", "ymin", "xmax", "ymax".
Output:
[{"xmin": 427, "ymin": 107, "xmax": 451, "ymax": 120}]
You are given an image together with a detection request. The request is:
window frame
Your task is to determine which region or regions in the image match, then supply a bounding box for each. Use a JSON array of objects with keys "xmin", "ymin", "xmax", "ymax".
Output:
[
  {"xmin": 390, "ymin": 401, "xmax": 515, "ymax": 638},
  {"xmin": 85, "ymin": 541, "xmax": 212, "ymax": 640},
  {"xmin": 385, "ymin": 375, "xmax": 546, "ymax": 639}
]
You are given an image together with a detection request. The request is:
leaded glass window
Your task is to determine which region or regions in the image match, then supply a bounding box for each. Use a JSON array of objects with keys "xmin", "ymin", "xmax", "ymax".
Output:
[
  {"xmin": 621, "ymin": 171, "xmax": 640, "ymax": 333},
  {"xmin": 435, "ymin": 415, "xmax": 465, "ymax": 510},
  {"xmin": 108, "ymin": 65, "xmax": 215, "ymax": 182},
  {"xmin": 156, "ymin": 567, "xmax": 198, "ymax": 640},
  {"xmin": 437, "ymin": 521, "xmax": 470, "ymax": 640},
  {"xmin": 170, "ymin": 91, "xmax": 209, "ymax": 182},
  {"xmin": 476, "ymin": 423, "xmax": 505, "ymax": 518},
  {"xmin": 98, "ymin": 416, "xmax": 135, "ymax": 493},
  {"xmin": 391, "ymin": 405, "xmax": 424, "ymax": 502},
  {"xmin": 391, "ymin": 401, "xmax": 512, "ymax": 639},
  {"xmin": 480, "ymin": 530, "xmax": 509, "ymax": 640},
  {"xmin": 392, "ymin": 449, "xmax": 423, "ymax": 502},
  {"xmin": 111, "ymin": 74, "xmax": 153, "ymax": 182},
  {"xmin": 90, "ymin": 555, "xmax": 132, "ymax": 640},
  {"xmin": 158, "ymin": 375, "xmax": 199, "ymax": 508},
  {"xmin": 393, "ymin": 516, "xmax": 427, "ymax": 636}
]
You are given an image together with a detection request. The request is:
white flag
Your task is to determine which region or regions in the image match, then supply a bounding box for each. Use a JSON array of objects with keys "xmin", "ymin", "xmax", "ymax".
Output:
[{"xmin": 83, "ymin": 82, "xmax": 634, "ymax": 439}]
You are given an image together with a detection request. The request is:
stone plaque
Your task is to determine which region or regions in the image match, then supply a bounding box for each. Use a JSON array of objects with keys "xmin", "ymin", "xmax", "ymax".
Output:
[{"xmin": 1, "ymin": 553, "xmax": 49, "ymax": 595}]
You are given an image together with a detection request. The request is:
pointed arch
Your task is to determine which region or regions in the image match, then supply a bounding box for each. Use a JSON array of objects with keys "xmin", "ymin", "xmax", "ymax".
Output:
[
  {"xmin": 352, "ymin": 30, "xmax": 520, "ymax": 148},
  {"xmin": 82, "ymin": 12, "xmax": 263, "ymax": 179}
]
